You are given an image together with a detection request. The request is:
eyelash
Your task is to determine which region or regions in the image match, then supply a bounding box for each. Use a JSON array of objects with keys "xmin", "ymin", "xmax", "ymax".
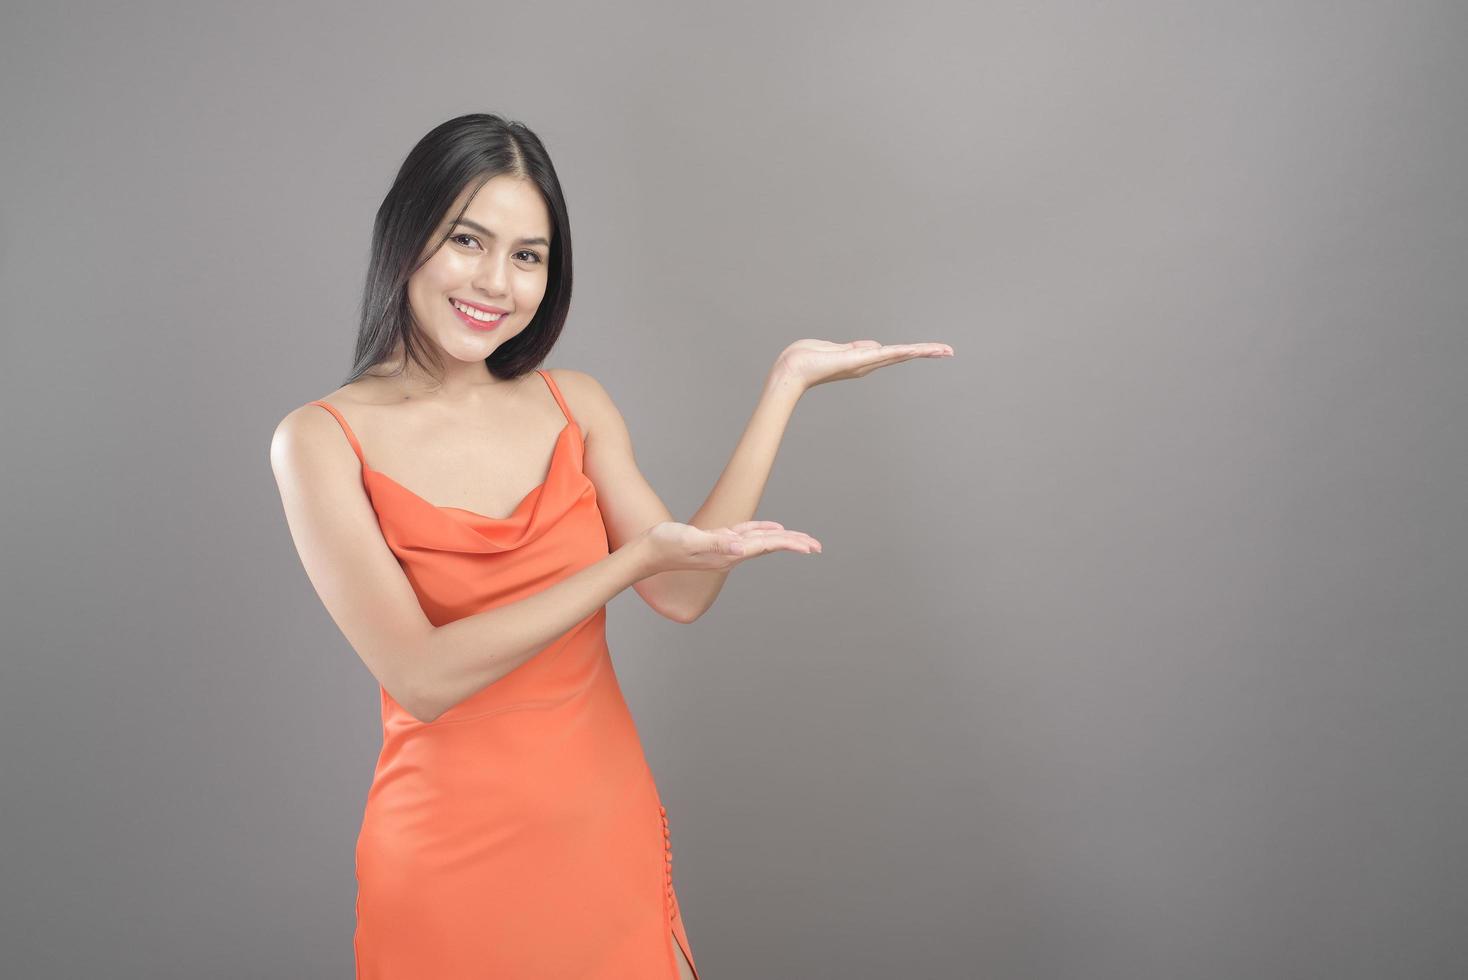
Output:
[{"xmin": 451, "ymin": 234, "xmax": 543, "ymax": 264}]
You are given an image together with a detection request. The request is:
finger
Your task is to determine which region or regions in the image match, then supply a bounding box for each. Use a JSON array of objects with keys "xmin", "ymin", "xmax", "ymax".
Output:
[
  {"xmin": 866, "ymin": 346, "xmax": 939, "ymax": 368},
  {"xmin": 775, "ymin": 531, "xmax": 821, "ymax": 553},
  {"xmin": 863, "ymin": 344, "xmax": 923, "ymax": 362},
  {"xmin": 853, "ymin": 350, "xmax": 918, "ymax": 374},
  {"xmin": 772, "ymin": 529, "xmax": 818, "ymax": 544},
  {"xmin": 731, "ymin": 520, "xmax": 784, "ymax": 532},
  {"xmin": 738, "ymin": 531, "xmax": 821, "ymax": 556},
  {"xmin": 896, "ymin": 342, "xmax": 954, "ymax": 356}
]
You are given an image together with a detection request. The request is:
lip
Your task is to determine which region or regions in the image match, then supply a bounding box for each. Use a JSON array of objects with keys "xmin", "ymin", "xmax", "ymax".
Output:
[
  {"xmin": 449, "ymin": 298, "xmax": 507, "ymax": 331},
  {"xmin": 450, "ymin": 297, "xmax": 509, "ymax": 314}
]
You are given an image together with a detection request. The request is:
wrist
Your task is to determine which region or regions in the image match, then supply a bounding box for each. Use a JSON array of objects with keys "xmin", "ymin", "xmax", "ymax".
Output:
[
  {"xmin": 619, "ymin": 533, "xmax": 661, "ymax": 582},
  {"xmin": 765, "ymin": 362, "xmax": 807, "ymax": 401}
]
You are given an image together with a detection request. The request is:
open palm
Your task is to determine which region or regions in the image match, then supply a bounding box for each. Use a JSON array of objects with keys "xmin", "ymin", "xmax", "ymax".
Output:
[{"xmin": 775, "ymin": 338, "xmax": 955, "ymax": 391}]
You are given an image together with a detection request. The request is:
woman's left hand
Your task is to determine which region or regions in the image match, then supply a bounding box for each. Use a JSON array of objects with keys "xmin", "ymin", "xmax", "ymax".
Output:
[{"xmin": 771, "ymin": 339, "xmax": 955, "ymax": 393}]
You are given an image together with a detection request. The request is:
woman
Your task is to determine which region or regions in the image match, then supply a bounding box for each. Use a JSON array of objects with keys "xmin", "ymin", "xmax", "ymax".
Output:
[{"xmin": 270, "ymin": 112, "xmax": 953, "ymax": 979}]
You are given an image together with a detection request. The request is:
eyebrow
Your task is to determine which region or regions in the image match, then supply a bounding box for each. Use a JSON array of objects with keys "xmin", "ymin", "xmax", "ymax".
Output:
[{"xmin": 453, "ymin": 219, "xmax": 550, "ymax": 248}]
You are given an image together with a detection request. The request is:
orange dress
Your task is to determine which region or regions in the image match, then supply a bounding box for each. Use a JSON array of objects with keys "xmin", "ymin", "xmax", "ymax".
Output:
[{"xmin": 307, "ymin": 369, "xmax": 700, "ymax": 980}]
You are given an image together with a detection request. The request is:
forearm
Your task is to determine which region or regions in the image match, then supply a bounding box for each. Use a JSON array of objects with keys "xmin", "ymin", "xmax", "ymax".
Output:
[
  {"xmin": 641, "ymin": 368, "xmax": 804, "ymax": 622},
  {"xmin": 413, "ymin": 537, "xmax": 656, "ymax": 721}
]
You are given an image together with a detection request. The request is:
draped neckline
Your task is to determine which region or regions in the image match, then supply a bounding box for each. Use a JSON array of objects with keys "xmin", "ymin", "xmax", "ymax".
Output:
[{"xmin": 360, "ymin": 420, "xmax": 578, "ymax": 524}]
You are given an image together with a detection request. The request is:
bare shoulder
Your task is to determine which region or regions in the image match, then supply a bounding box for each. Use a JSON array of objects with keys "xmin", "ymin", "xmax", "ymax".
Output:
[
  {"xmin": 269, "ymin": 381, "xmax": 373, "ymax": 478},
  {"xmin": 270, "ymin": 400, "xmax": 337, "ymax": 464},
  {"xmin": 545, "ymin": 367, "xmax": 618, "ymax": 438}
]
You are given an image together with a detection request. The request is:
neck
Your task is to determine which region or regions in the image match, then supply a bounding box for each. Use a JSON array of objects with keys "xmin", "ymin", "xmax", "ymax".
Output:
[{"xmin": 369, "ymin": 346, "xmax": 517, "ymax": 401}]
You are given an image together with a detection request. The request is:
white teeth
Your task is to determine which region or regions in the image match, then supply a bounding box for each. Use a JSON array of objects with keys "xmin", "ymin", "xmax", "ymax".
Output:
[{"xmin": 452, "ymin": 300, "xmax": 504, "ymax": 322}]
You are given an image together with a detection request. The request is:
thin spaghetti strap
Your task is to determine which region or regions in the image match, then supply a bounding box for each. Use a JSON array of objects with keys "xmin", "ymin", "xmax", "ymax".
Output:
[
  {"xmin": 307, "ymin": 400, "xmax": 366, "ymax": 464},
  {"xmin": 536, "ymin": 370, "xmax": 576, "ymax": 428}
]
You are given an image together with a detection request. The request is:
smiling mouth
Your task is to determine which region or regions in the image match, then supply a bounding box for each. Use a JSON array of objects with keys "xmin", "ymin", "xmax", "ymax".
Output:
[{"xmin": 449, "ymin": 298, "xmax": 508, "ymax": 325}]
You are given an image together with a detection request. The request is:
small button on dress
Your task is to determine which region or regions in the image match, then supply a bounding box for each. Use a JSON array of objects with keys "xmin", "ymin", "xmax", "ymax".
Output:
[{"xmin": 308, "ymin": 369, "xmax": 699, "ymax": 980}]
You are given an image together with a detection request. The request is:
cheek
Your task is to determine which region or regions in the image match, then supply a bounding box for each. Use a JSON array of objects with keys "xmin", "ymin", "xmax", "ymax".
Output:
[
  {"xmin": 416, "ymin": 250, "xmax": 473, "ymax": 290},
  {"xmin": 517, "ymin": 273, "xmax": 549, "ymax": 305},
  {"xmin": 451, "ymin": 265, "xmax": 480, "ymax": 291}
]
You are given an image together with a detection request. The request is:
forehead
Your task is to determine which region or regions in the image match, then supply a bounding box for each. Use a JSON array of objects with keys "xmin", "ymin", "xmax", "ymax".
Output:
[{"xmin": 449, "ymin": 175, "xmax": 551, "ymax": 238}]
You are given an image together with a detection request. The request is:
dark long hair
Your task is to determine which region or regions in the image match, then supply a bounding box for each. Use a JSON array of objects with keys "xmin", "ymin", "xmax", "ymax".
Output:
[{"xmin": 342, "ymin": 113, "xmax": 573, "ymax": 386}]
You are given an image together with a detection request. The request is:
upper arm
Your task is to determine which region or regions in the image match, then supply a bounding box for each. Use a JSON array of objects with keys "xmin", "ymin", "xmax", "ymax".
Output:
[
  {"xmin": 269, "ymin": 404, "xmax": 437, "ymax": 719},
  {"xmin": 555, "ymin": 369, "xmax": 676, "ymax": 553}
]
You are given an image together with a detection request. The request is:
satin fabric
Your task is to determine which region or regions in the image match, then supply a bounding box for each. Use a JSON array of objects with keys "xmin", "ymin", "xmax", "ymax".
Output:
[{"xmin": 308, "ymin": 369, "xmax": 699, "ymax": 979}]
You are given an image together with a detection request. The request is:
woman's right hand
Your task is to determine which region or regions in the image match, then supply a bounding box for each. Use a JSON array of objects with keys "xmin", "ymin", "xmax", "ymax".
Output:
[{"xmin": 636, "ymin": 520, "xmax": 822, "ymax": 575}]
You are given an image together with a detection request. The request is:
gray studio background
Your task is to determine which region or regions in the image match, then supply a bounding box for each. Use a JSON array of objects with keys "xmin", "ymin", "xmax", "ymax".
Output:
[{"xmin": 3, "ymin": 1, "xmax": 1465, "ymax": 978}]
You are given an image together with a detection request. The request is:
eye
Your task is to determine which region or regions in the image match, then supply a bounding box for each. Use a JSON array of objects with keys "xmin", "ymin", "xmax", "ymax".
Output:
[{"xmin": 451, "ymin": 234, "xmax": 540, "ymax": 264}]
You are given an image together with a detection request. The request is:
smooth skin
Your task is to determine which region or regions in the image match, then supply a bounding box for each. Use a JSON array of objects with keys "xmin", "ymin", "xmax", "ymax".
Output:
[{"xmin": 270, "ymin": 174, "xmax": 952, "ymax": 973}]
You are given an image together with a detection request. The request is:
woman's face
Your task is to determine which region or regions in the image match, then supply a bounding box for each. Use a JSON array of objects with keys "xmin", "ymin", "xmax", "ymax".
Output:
[{"xmin": 407, "ymin": 174, "xmax": 553, "ymax": 364}]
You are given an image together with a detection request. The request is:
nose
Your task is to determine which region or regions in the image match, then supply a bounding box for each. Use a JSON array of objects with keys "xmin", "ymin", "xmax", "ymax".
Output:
[{"xmin": 471, "ymin": 252, "xmax": 511, "ymax": 297}]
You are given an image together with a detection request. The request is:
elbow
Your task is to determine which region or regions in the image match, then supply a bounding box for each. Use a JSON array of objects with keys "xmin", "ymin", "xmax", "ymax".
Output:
[
  {"xmin": 666, "ymin": 601, "xmax": 705, "ymax": 625},
  {"xmin": 407, "ymin": 701, "xmax": 443, "ymax": 725},
  {"xmin": 638, "ymin": 581, "xmax": 703, "ymax": 625},
  {"xmin": 405, "ymin": 694, "xmax": 444, "ymax": 725},
  {"xmin": 394, "ymin": 661, "xmax": 445, "ymax": 724},
  {"xmin": 398, "ymin": 682, "xmax": 442, "ymax": 724}
]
